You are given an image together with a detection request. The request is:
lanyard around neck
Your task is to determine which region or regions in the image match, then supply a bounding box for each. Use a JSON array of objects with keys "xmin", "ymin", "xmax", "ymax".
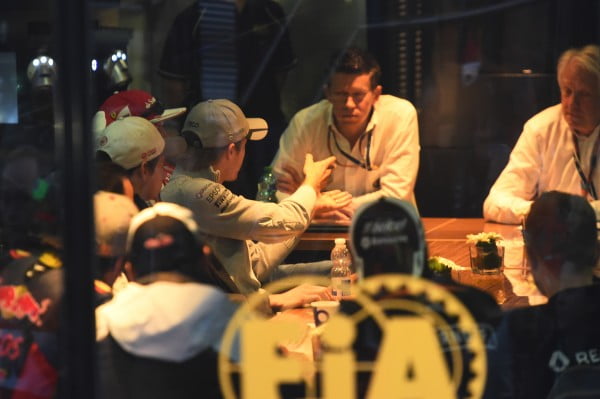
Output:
[
  {"xmin": 327, "ymin": 126, "xmax": 376, "ymax": 171},
  {"xmin": 572, "ymin": 132, "xmax": 600, "ymax": 200}
]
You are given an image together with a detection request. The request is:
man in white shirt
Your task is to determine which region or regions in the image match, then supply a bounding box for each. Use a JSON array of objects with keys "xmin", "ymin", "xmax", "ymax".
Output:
[
  {"xmin": 271, "ymin": 47, "xmax": 420, "ymax": 220},
  {"xmin": 484, "ymin": 44, "xmax": 600, "ymax": 224}
]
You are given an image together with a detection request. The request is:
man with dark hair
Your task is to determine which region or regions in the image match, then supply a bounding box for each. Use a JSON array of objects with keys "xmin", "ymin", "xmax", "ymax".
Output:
[
  {"xmin": 271, "ymin": 47, "xmax": 420, "ymax": 220},
  {"xmin": 486, "ymin": 191, "xmax": 600, "ymax": 399}
]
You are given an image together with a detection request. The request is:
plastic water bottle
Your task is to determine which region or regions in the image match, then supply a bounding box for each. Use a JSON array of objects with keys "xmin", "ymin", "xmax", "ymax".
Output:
[
  {"xmin": 256, "ymin": 166, "xmax": 277, "ymax": 202},
  {"xmin": 330, "ymin": 238, "xmax": 352, "ymax": 300}
]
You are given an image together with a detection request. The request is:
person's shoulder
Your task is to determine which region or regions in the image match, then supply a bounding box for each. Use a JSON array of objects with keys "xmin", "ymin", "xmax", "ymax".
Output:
[
  {"xmin": 523, "ymin": 103, "xmax": 563, "ymax": 132},
  {"xmin": 290, "ymin": 99, "xmax": 330, "ymax": 122},
  {"xmin": 376, "ymin": 95, "xmax": 417, "ymax": 116}
]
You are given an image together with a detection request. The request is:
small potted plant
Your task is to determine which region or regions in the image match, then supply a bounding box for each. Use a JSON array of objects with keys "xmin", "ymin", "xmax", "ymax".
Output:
[
  {"xmin": 466, "ymin": 232, "xmax": 504, "ymax": 275},
  {"xmin": 427, "ymin": 256, "xmax": 453, "ymax": 282}
]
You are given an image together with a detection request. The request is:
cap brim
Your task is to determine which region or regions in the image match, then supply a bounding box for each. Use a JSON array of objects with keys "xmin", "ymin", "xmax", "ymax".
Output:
[
  {"xmin": 247, "ymin": 118, "xmax": 268, "ymax": 141},
  {"xmin": 149, "ymin": 107, "xmax": 187, "ymax": 124}
]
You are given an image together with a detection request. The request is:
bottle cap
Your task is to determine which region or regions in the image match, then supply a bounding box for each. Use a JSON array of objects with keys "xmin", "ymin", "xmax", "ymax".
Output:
[{"xmin": 334, "ymin": 238, "xmax": 346, "ymax": 245}]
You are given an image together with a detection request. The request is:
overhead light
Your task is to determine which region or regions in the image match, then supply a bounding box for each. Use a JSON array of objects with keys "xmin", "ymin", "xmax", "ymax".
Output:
[
  {"xmin": 103, "ymin": 49, "xmax": 131, "ymax": 90},
  {"xmin": 27, "ymin": 55, "xmax": 56, "ymax": 89}
]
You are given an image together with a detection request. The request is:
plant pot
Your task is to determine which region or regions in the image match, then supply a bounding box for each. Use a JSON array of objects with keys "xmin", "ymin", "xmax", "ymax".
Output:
[{"xmin": 469, "ymin": 244, "xmax": 504, "ymax": 275}]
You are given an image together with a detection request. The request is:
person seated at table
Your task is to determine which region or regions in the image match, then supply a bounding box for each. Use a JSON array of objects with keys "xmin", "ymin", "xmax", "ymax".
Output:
[
  {"xmin": 96, "ymin": 117, "xmax": 167, "ymax": 210},
  {"xmin": 484, "ymin": 44, "xmax": 600, "ymax": 224},
  {"xmin": 485, "ymin": 191, "xmax": 600, "ymax": 399},
  {"xmin": 271, "ymin": 47, "xmax": 420, "ymax": 221},
  {"xmin": 96, "ymin": 202, "xmax": 240, "ymax": 399},
  {"xmin": 92, "ymin": 89, "xmax": 187, "ymax": 184},
  {"xmin": 345, "ymin": 197, "xmax": 501, "ymax": 398},
  {"xmin": 160, "ymin": 99, "xmax": 341, "ymax": 306}
]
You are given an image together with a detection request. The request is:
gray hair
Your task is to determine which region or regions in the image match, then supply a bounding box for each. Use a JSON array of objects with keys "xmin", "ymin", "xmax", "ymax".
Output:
[{"xmin": 557, "ymin": 44, "xmax": 600, "ymax": 91}]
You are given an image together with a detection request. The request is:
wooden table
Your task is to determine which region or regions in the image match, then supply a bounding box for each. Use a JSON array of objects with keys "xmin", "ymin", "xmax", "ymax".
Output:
[{"xmin": 297, "ymin": 218, "xmax": 544, "ymax": 309}]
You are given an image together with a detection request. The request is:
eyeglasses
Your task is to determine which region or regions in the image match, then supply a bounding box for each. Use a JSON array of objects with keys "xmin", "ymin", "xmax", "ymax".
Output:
[{"xmin": 329, "ymin": 90, "xmax": 370, "ymax": 104}]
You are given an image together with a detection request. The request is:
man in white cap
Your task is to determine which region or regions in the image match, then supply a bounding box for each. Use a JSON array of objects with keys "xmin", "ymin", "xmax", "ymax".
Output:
[
  {"xmin": 96, "ymin": 116, "xmax": 166, "ymax": 210},
  {"xmin": 161, "ymin": 99, "xmax": 345, "ymax": 307}
]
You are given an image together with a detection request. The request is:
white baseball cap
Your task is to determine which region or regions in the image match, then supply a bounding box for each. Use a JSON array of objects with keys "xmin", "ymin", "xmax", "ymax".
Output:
[
  {"xmin": 96, "ymin": 116, "xmax": 165, "ymax": 170},
  {"xmin": 182, "ymin": 99, "xmax": 268, "ymax": 148},
  {"xmin": 126, "ymin": 202, "xmax": 199, "ymax": 252}
]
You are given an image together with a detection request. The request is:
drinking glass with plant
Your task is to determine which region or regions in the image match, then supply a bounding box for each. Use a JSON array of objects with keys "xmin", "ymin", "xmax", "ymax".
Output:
[{"xmin": 466, "ymin": 232, "xmax": 504, "ymax": 275}]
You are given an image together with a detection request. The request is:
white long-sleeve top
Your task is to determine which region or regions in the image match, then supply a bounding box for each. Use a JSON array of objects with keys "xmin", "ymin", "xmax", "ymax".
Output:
[
  {"xmin": 484, "ymin": 104, "xmax": 600, "ymax": 224},
  {"xmin": 271, "ymin": 95, "xmax": 420, "ymax": 208},
  {"xmin": 161, "ymin": 167, "xmax": 316, "ymax": 294}
]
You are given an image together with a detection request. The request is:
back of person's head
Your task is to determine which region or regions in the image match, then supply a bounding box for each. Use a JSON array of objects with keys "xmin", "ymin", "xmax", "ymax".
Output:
[
  {"xmin": 557, "ymin": 44, "xmax": 600, "ymax": 90},
  {"xmin": 179, "ymin": 99, "xmax": 268, "ymax": 171},
  {"xmin": 329, "ymin": 47, "xmax": 382, "ymax": 89},
  {"xmin": 94, "ymin": 191, "xmax": 138, "ymax": 285},
  {"xmin": 95, "ymin": 191, "xmax": 138, "ymax": 255},
  {"xmin": 95, "ymin": 116, "xmax": 165, "ymax": 172},
  {"xmin": 350, "ymin": 197, "xmax": 427, "ymax": 278},
  {"xmin": 524, "ymin": 191, "xmax": 598, "ymax": 275},
  {"xmin": 126, "ymin": 202, "xmax": 228, "ymax": 286},
  {"xmin": 95, "ymin": 160, "xmax": 134, "ymax": 199}
]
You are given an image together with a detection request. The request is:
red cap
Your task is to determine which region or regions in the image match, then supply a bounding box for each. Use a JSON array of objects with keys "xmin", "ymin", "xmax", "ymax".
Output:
[{"xmin": 93, "ymin": 89, "xmax": 186, "ymax": 135}]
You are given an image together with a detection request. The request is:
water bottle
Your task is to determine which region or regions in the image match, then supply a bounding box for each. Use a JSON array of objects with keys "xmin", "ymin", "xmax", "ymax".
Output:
[
  {"xmin": 330, "ymin": 238, "xmax": 352, "ymax": 300},
  {"xmin": 256, "ymin": 166, "xmax": 277, "ymax": 202}
]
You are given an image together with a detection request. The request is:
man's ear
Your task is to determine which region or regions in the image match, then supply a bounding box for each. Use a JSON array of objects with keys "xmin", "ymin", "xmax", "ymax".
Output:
[
  {"xmin": 225, "ymin": 142, "xmax": 238, "ymax": 159},
  {"xmin": 123, "ymin": 260, "xmax": 135, "ymax": 281},
  {"xmin": 372, "ymin": 85, "xmax": 382, "ymax": 101},
  {"xmin": 323, "ymin": 84, "xmax": 331, "ymax": 101}
]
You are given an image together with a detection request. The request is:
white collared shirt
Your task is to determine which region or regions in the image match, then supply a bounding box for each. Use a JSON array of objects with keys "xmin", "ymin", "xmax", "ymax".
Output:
[
  {"xmin": 272, "ymin": 95, "xmax": 420, "ymax": 208},
  {"xmin": 484, "ymin": 104, "xmax": 600, "ymax": 223}
]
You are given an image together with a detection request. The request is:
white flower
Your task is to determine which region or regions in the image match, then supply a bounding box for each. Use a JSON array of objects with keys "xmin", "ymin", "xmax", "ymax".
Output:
[{"xmin": 465, "ymin": 232, "xmax": 504, "ymax": 245}]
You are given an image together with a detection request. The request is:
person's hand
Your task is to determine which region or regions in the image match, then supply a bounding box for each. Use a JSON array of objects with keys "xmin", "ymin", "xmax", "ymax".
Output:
[
  {"xmin": 302, "ymin": 154, "xmax": 336, "ymax": 192},
  {"xmin": 275, "ymin": 164, "xmax": 303, "ymax": 194},
  {"xmin": 313, "ymin": 203, "xmax": 355, "ymax": 222},
  {"xmin": 313, "ymin": 190, "xmax": 352, "ymax": 215},
  {"xmin": 269, "ymin": 284, "xmax": 333, "ymax": 311}
]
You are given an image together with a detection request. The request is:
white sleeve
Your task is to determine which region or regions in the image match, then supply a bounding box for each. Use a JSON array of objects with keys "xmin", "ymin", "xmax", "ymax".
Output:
[
  {"xmin": 271, "ymin": 112, "xmax": 308, "ymax": 184},
  {"xmin": 483, "ymin": 123, "xmax": 540, "ymax": 224},
  {"xmin": 353, "ymin": 103, "xmax": 420, "ymax": 207},
  {"xmin": 184, "ymin": 179, "xmax": 317, "ymax": 243}
]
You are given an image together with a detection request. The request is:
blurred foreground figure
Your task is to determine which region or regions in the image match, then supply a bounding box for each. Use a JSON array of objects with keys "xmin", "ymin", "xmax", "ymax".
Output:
[
  {"xmin": 344, "ymin": 197, "xmax": 500, "ymax": 398},
  {"xmin": 96, "ymin": 203, "xmax": 239, "ymax": 399},
  {"xmin": 486, "ymin": 191, "xmax": 600, "ymax": 399},
  {"xmin": 0, "ymin": 147, "xmax": 62, "ymax": 398}
]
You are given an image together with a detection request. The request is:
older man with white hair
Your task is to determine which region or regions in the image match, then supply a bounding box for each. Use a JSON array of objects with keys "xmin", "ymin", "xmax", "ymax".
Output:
[{"xmin": 484, "ymin": 44, "xmax": 600, "ymax": 223}]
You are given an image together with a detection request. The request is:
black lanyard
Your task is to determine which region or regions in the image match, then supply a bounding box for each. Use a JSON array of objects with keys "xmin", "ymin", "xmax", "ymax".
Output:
[
  {"xmin": 327, "ymin": 126, "xmax": 376, "ymax": 171},
  {"xmin": 572, "ymin": 132, "xmax": 600, "ymax": 200}
]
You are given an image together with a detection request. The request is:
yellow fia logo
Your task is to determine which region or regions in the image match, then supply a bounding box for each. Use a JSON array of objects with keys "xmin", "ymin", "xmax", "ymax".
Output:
[{"xmin": 219, "ymin": 274, "xmax": 487, "ymax": 398}]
